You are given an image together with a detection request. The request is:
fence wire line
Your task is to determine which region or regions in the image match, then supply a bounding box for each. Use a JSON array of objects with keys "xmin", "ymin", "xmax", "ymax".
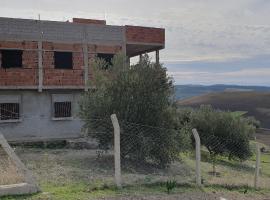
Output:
[
  {"xmin": 0, "ymin": 108, "xmax": 262, "ymax": 155},
  {"xmin": 1, "ymin": 110, "xmax": 269, "ymax": 188}
]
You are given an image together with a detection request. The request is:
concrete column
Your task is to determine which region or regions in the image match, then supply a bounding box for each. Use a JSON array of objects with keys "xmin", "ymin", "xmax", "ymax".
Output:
[
  {"xmin": 156, "ymin": 50, "xmax": 160, "ymax": 65},
  {"xmin": 38, "ymin": 41, "xmax": 43, "ymax": 92},
  {"xmin": 127, "ymin": 57, "xmax": 130, "ymax": 67},
  {"xmin": 122, "ymin": 26, "xmax": 127, "ymax": 56},
  {"xmin": 111, "ymin": 114, "xmax": 122, "ymax": 188},
  {"xmin": 192, "ymin": 129, "xmax": 201, "ymax": 186},
  {"xmin": 122, "ymin": 26, "xmax": 127, "ymax": 69},
  {"xmin": 83, "ymin": 44, "xmax": 89, "ymax": 91},
  {"xmin": 139, "ymin": 54, "xmax": 143, "ymax": 62}
]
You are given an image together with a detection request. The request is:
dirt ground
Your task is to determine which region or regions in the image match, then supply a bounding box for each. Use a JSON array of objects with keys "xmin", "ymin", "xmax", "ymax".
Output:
[
  {"xmin": 0, "ymin": 145, "xmax": 24, "ymax": 185},
  {"xmin": 98, "ymin": 192, "xmax": 270, "ymax": 200},
  {"xmin": 14, "ymin": 148, "xmax": 194, "ymax": 186},
  {"xmin": 11, "ymin": 147, "xmax": 270, "ymax": 200}
]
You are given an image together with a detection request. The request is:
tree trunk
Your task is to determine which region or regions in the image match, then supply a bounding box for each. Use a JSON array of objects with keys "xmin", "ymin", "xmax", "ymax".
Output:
[{"xmin": 210, "ymin": 153, "xmax": 217, "ymax": 176}]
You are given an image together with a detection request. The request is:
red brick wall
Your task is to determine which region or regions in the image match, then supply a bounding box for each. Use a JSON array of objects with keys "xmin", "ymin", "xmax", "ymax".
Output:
[
  {"xmin": 0, "ymin": 41, "xmax": 38, "ymax": 49},
  {"xmin": 0, "ymin": 41, "xmax": 38, "ymax": 86},
  {"xmin": 43, "ymin": 42, "xmax": 84, "ymax": 86},
  {"xmin": 73, "ymin": 18, "xmax": 106, "ymax": 25},
  {"xmin": 125, "ymin": 26, "xmax": 165, "ymax": 44},
  {"xmin": 87, "ymin": 44, "xmax": 122, "ymax": 80},
  {"xmin": 0, "ymin": 41, "xmax": 122, "ymax": 88}
]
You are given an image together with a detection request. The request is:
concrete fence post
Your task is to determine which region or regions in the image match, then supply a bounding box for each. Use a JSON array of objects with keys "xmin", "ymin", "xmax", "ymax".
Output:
[
  {"xmin": 111, "ymin": 114, "xmax": 122, "ymax": 188},
  {"xmin": 254, "ymin": 143, "xmax": 261, "ymax": 189},
  {"xmin": 192, "ymin": 129, "xmax": 201, "ymax": 186},
  {"xmin": 0, "ymin": 133, "xmax": 40, "ymax": 196}
]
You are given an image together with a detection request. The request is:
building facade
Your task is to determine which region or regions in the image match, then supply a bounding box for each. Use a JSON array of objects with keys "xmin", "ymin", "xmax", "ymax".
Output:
[{"xmin": 0, "ymin": 17, "xmax": 165, "ymax": 142}]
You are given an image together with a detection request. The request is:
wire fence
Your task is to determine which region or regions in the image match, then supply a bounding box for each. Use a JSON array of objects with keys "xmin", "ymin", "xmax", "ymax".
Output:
[
  {"xmin": 114, "ymin": 120, "xmax": 270, "ymax": 189},
  {"xmin": 197, "ymin": 134, "xmax": 267, "ymax": 188},
  {"xmin": 118, "ymin": 119, "xmax": 196, "ymax": 186},
  {"xmin": 8, "ymin": 117, "xmax": 116, "ymax": 188},
  {"xmin": 0, "ymin": 111, "xmax": 270, "ymax": 193}
]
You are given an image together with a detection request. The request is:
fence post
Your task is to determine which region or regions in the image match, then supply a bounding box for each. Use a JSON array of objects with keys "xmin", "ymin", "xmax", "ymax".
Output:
[
  {"xmin": 254, "ymin": 143, "xmax": 261, "ymax": 189},
  {"xmin": 111, "ymin": 114, "xmax": 122, "ymax": 188},
  {"xmin": 192, "ymin": 129, "xmax": 201, "ymax": 186}
]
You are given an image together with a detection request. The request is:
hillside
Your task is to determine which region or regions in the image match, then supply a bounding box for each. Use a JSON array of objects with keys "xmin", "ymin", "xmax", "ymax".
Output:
[
  {"xmin": 178, "ymin": 91, "xmax": 270, "ymax": 129},
  {"xmin": 175, "ymin": 85, "xmax": 270, "ymax": 100}
]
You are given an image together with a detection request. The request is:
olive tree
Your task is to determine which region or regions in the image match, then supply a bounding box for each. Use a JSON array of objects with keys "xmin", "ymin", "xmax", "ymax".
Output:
[
  {"xmin": 177, "ymin": 105, "xmax": 254, "ymax": 174},
  {"xmin": 80, "ymin": 54, "xmax": 189, "ymax": 167}
]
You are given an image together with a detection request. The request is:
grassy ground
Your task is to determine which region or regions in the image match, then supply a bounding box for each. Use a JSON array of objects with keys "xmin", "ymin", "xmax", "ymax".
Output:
[
  {"xmin": 1, "ymin": 146, "xmax": 270, "ymax": 200},
  {"xmin": 2, "ymin": 181, "xmax": 270, "ymax": 200},
  {"xmin": 182, "ymin": 149, "xmax": 270, "ymax": 189}
]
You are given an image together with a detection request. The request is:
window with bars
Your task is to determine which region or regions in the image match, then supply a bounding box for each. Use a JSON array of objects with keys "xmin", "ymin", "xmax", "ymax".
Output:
[
  {"xmin": 0, "ymin": 103, "xmax": 20, "ymax": 120},
  {"xmin": 54, "ymin": 102, "xmax": 72, "ymax": 118}
]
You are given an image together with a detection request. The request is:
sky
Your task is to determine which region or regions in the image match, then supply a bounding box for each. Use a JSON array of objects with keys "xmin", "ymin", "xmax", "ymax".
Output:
[{"xmin": 1, "ymin": 0, "xmax": 270, "ymax": 86}]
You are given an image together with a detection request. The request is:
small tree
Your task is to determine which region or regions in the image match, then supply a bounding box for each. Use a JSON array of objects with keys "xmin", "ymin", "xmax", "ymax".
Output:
[
  {"xmin": 80, "ymin": 54, "xmax": 189, "ymax": 167},
  {"xmin": 178, "ymin": 105, "xmax": 254, "ymax": 174}
]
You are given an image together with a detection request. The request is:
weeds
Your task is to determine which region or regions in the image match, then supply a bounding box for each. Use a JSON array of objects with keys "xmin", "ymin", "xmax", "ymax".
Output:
[{"xmin": 165, "ymin": 180, "xmax": 177, "ymax": 194}]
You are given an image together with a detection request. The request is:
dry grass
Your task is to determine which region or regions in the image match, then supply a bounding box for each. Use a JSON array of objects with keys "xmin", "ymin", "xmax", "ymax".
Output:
[
  {"xmin": 182, "ymin": 149, "xmax": 270, "ymax": 189},
  {"xmin": 5, "ymin": 147, "xmax": 269, "ymax": 200},
  {"xmin": 0, "ymin": 145, "xmax": 24, "ymax": 185},
  {"xmin": 14, "ymin": 148, "xmax": 195, "ymax": 187},
  {"xmin": 14, "ymin": 147, "xmax": 270, "ymax": 189},
  {"xmin": 256, "ymin": 129, "xmax": 270, "ymax": 147}
]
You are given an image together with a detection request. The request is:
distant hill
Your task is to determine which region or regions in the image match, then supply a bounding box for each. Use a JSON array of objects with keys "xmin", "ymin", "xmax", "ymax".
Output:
[
  {"xmin": 177, "ymin": 91, "xmax": 270, "ymax": 128},
  {"xmin": 175, "ymin": 85, "xmax": 270, "ymax": 100}
]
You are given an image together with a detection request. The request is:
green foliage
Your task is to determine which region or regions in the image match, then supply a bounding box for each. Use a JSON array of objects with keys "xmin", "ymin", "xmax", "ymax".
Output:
[
  {"xmin": 231, "ymin": 111, "xmax": 248, "ymax": 118},
  {"xmin": 80, "ymin": 54, "xmax": 189, "ymax": 166},
  {"xmin": 193, "ymin": 105, "xmax": 253, "ymax": 160},
  {"xmin": 231, "ymin": 111, "xmax": 260, "ymax": 133},
  {"xmin": 245, "ymin": 116, "xmax": 261, "ymax": 129},
  {"xmin": 177, "ymin": 105, "xmax": 255, "ymax": 173},
  {"xmin": 166, "ymin": 180, "xmax": 177, "ymax": 194}
]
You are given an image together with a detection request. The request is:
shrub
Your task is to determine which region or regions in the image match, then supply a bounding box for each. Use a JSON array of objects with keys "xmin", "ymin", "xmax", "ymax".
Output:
[
  {"xmin": 80, "ymin": 54, "xmax": 189, "ymax": 167},
  {"xmin": 177, "ymin": 105, "xmax": 255, "ymax": 173}
]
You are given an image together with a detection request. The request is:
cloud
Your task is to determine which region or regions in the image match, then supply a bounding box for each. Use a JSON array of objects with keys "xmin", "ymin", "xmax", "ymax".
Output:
[
  {"xmin": 2, "ymin": 0, "xmax": 270, "ymax": 63},
  {"xmin": 165, "ymin": 54, "xmax": 270, "ymax": 86},
  {"xmin": 1, "ymin": 0, "xmax": 270, "ymax": 85},
  {"xmin": 168, "ymin": 67, "xmax": 270, "ymax": 86}
]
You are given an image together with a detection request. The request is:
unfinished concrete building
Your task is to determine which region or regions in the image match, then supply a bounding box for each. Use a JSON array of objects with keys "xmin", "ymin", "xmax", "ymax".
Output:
[{"xmin": 0, "ymin": 17, "xmax": 165, "ymax": 142}]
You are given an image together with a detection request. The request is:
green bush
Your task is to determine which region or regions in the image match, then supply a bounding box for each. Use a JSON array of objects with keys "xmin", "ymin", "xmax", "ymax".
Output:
[
  {"xmin": 177, "ymin": 105, "xmax": 255, "ymax": 173},
  {"xmin": 80, "ymin": 54, "xmax": 189, "ymax": 167}
]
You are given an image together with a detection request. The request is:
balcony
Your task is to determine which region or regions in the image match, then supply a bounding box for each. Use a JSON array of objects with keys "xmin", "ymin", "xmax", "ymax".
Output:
[{"xmin": 125, "ymin": 25, "xmax": 165, "ymax": 57}]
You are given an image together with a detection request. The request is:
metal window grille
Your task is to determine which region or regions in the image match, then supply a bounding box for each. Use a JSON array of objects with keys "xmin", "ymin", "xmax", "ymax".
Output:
[
  {"xmin": 0, "ymin": 103, "xmax": 20, "ymax": 120},
  {"xmin": 54, "ymin": 102, "xmax": 72, "ymax": 118}
]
